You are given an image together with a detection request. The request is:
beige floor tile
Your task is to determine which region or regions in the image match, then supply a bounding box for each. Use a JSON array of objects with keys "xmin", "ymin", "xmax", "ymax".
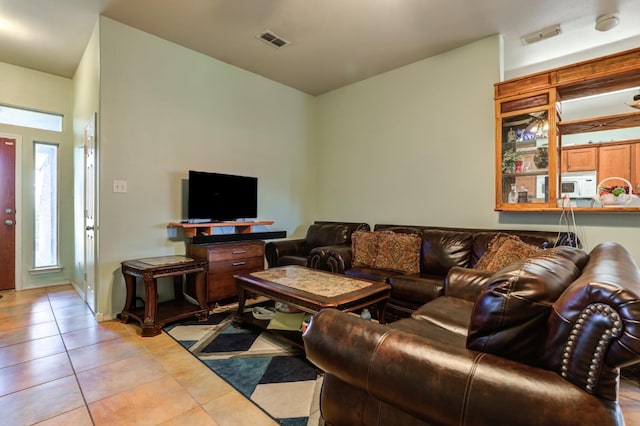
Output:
[
  {"xmin": 68, "ymin": 335, "xmax": 146, "ymax": 372},
  {"xmin": 77, "ymin": 352, "xmax": 169, "ymax": 403},
  {"xmin": 49, "ymin": 295, "xmax": 86, "ymax": 310},
  {"xmin": 202, "ymin": 390, "xmax": 278, "ymax": 426},
  {"xmin": 0, "ymin": 375, "xmax": 85, "ymax": 425},
  {"xmin": 0, "ymin": 299, "xmax": 53, "ymax": 317},
  {"xmin": 158, "ymin": 406, "xmax": 220, "ymax": 425},
  {"xmin": 172, "ymin": 361, "xmax": 236, "ymax": 405},
  {"xmin": 52, "ymin": 303, "xmax": 94, "ymax": 320},
  {"xmin": 150, "ymin": 342, "xmax": 204, "ymax": 374},
  {"xmin": 34, "ymin": 406, "xmax": 94, "ymax": 426},
  {"xmin": 55, "ymin": 312, "xmax": 98, "ymax": 334},
  {"xmin": 61, "ymin": 323, "xmax": 129, "ymax": 351},
  {"xmin": 89, "ymin": 375, "xmax": 198, "ymax": 425},
  {"xmin": 133, "ymin": 330, "xmax": 178, "ymax": 351},
  {"xmin": 0, "ymin": 352, "xmax": 74, "ymax": 397},
  {"xmin": 0, "ymin": 309, "xmax": 56, "ymax": 332},
  {"xmin": 0, "ymin": 321, "xmax": 59, "ymax": 348},
  {"xmin": 0, "ymin": 334, "xmax": 66, "ymax": 368}
]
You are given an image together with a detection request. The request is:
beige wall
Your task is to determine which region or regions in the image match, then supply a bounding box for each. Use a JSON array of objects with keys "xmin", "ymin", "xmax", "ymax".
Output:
[
  {"xmin": 316, "ymin": 35, "xmax": 640, "ymax": 262},
  {"xmin": 0, "ymin": 61, "xmax": 74, "ymax": 290},
  {"xmin": 96, "ymin": 17, "xmax": 317, "ymax": 317}
]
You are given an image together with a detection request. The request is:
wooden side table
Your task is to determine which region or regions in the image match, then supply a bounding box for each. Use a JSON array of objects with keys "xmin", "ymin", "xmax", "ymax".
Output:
[{"xmin": 120, "ymin": 255, "xmax": 209, "ymax": 337}]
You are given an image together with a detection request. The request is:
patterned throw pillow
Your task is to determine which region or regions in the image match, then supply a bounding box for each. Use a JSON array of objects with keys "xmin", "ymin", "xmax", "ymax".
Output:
[
  {"xmin": 373, "ymin": 231, "xmax": 421, "ymax": 274},
  {"xmin": 475, "ymin": 234, "xmax": 540, "ymax": 272},
  {"xmin": 352, "ymin": 230, "xmax": 379, "ymax": 268}
]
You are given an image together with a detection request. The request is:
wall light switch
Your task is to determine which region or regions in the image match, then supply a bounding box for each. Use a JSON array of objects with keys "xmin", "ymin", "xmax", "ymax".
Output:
[{"xmin": 113, "ymin": 180, "xmax": 128, "ymax": 193}]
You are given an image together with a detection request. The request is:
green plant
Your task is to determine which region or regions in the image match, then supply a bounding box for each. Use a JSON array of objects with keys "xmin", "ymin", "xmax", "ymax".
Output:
[{"xmin": 502, "ymin": 149, "xmax": 522, "ymax": 173}]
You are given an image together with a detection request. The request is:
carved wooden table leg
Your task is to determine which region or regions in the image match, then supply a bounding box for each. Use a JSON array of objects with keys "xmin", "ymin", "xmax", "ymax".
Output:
[{"xmin": 142, "ymin": 271, "xmax": 160, "ymax": 337}]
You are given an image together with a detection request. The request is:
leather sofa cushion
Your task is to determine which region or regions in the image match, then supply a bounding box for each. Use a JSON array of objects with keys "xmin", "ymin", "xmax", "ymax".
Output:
[
  {"xmin": 388, "ymin": 274, "xmax": 444, "ymax": 305},
  {"xmin": 420, "ymin": 230, "xmax": 473, "ymax": 275},
  {"xmin": 306, "ymin": 223, "xmax": 350, "ymax": 248},
  {"xmin": 475, "ymin": 234, "xmax": 541, "ymax": 272},
  {"xmin": 467, "ymin": 246, "xmax": 589, "ymax": 365},
  {"xmin": 346, "ymin": 267, "xmax": 399, "ymax": 283},
  {"xmin": 411, "ymin": 296, "xmax": 475, "ymax": 336},
  {"xmin": 277, "ymin": 255, "xmax": 309, "ymax": 267}
]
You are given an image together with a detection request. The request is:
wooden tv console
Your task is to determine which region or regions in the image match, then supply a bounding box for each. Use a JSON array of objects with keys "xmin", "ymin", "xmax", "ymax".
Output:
[{"xmin": 168, "ymin": 220, "xmax": 274, "ymax": 238}]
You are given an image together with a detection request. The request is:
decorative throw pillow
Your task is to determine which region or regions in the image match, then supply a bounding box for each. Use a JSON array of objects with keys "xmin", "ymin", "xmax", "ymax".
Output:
[
  {"xmin": 475, "ymin": 234, "xmax": 540, "ymax": 272},
  {"xmin": 352, "ymin": 230, "xmax": 379, "ymax": 268},
  {"xmin": 467, "ymin": 246, "xmax": 588, "ymax": 365},
  {"xmin": 373, "ymin": 231, "xmax": 421, "ymax": 274}
]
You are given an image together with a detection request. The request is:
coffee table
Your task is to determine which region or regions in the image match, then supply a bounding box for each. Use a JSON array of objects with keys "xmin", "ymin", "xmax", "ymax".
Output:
[{"xmin": 233, "ymin": 265, "xmax": 391, "ymax": 325}]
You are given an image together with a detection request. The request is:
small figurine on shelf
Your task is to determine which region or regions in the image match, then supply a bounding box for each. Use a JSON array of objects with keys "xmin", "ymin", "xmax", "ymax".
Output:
[
  {"xmin": 502, "ymin": 149, "xmax": 522, "ymax": 173},
  {"xmin": 518, "ymin": 185, "xmax": 529, "ymax": 203},
  {"xmin": 508, "ymin": 184, "xmax": 518, "ymax": 203}
]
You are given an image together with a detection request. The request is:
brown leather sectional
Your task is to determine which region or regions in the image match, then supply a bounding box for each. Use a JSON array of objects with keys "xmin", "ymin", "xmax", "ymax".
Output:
[
  {"xmin": 303, "ymin": 242, "xmax": 640, "ymax": 425},
  {"xmin": 325, "ymin": 224, "xmax": 578, "ymax": 322}
]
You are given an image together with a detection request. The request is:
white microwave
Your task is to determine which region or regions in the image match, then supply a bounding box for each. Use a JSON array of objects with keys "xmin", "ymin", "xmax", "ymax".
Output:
[{"xmin": 560, "ymin": 171, "xmax": 597, "ymax": 199}]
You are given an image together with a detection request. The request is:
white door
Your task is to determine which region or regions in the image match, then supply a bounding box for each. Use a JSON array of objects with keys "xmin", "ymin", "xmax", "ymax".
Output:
[{"xmin": 84, "ymin": 115, "xmax": 97, "ymax": 312}]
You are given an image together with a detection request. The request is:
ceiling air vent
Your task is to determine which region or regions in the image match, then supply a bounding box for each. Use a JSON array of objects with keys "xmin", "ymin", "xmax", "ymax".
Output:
[{"xmin": 256, "ymin": 30, "xmax": 290, "ymax": 49}]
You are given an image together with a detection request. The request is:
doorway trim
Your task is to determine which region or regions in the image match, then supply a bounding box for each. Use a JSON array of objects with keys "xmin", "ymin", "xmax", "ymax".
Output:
[{"xmin": 1, "ymin": 132, "xmax": 22, "ymax": 291}]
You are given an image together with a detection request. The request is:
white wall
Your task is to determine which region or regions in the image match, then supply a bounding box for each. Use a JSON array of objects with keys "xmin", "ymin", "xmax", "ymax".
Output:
[
  {"xmin": 0, "ymin": 61, "xmax": 74, "ymax": 289},
  {"xmin": 72, "ymin": 20, "xmax": 101, "ymax": 302},
  {"xmin": 96, "ymin": 17, "xmax": 317, "ymax": 317},
  {"xmin": 316, "ymin": 35, "xmax": 640, "ymax": 262}
]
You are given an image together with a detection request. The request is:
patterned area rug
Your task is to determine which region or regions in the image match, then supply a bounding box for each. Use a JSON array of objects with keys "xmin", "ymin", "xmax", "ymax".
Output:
[{"xmin": 163, "ymin": 302, "xmax": 322, "ymax": 426}]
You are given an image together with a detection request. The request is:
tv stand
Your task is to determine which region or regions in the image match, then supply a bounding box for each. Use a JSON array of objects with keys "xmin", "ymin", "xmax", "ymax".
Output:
[{"xmin": 168, "ymin": 220, "xmax": 274, "ymax": 238}]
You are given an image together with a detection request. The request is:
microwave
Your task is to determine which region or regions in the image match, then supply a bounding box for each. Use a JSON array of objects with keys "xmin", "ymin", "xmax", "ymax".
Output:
[{"xmin": 560, "ymin": 171, "xmax": 597, "ymax": 198}]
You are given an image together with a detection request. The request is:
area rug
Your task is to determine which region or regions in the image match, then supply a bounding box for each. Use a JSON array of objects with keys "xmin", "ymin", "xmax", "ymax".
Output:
[{"xmin": 163, "ymin": 302, "xmax": 322, "ymax": 426}]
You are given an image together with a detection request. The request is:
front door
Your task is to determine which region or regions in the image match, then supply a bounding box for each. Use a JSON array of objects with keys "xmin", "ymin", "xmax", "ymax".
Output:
[{"xmin": 0, "ymin": 137, "xmax": 16, "ymax": 290}]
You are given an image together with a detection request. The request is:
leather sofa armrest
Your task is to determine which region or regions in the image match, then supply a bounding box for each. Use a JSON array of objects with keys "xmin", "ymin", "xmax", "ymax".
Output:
[
  {"xmin": 325, "ymin": 246, "xmax": 353, "ymax": 274},
  {"xmin": 445, "ymin": 266, "xmax": 493, "ymax": 301},
  {"xmin": 265, "ymin": 239, "xmax": 309, "ymax": 268},
  {"xmin": 308, "ymin": 244, "xmax": 350, "ymax": 270}
]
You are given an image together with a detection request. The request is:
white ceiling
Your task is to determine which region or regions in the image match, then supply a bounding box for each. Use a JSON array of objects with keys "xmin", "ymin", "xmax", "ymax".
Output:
[{"xmin": 0, "ymin": 0, "xmax": 639, "ymax": 95}]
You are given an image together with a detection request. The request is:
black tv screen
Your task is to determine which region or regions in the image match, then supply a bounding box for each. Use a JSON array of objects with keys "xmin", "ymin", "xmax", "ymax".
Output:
[{"xmin": 187, "ymin": 170, "xmax": 258, "ymax": 222}]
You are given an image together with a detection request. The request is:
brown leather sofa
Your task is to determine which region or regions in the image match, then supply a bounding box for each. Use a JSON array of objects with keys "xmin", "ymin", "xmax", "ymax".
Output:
[
  {"xmin": 265, "ymin": 221, "xmax": 370, "ymax": 270},
  {"xmin": 325, "ymin": 224, "xmax": 578, "ymax": 321},
  {"xmin": 303, "ymin": 242, "xmax": 640, "ymax": 426}
]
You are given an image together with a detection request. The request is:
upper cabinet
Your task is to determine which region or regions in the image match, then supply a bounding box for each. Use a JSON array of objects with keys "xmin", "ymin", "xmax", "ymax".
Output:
[{"xmin": 494, "ymin": 47, "xmax": 640, "ymax": 212}]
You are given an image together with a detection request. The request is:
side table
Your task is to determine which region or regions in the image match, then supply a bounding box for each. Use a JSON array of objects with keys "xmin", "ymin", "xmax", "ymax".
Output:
[{"xmin": 120, "ymin": 255, "xmax": 209, "ymax": 337}]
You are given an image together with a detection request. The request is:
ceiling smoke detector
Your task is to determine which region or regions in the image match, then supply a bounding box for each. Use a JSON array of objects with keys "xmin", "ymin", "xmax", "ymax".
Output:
[
  {"xmin": 595, "ymin": 13, "xmax": 620, "ymax": 32},
  {"xmin": 256, "ymin": 30, "xmax": 290, "ymax": 49},
  {"xmin": 521, "ymin": 24, "xmax": 562, "ymax": 45}
]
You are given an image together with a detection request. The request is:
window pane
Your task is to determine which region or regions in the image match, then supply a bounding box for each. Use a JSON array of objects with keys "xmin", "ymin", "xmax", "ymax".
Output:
[
  {"xmin": 0, "ymin": 104, "xmax": 62, "ymax": 132},
  {"xmin": 34, "ymin": 143, "xmax": 58, "ymax": 268}
]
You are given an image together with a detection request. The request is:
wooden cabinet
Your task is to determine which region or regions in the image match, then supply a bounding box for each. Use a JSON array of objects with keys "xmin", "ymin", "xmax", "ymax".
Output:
[
  {"xmin": 187, "ymin": 240, "xmax": 265, "ymax": 305},
  {"xmin": 562, "ymin": 146, "xmax": 597, "ymax": 173},
  {"xmin": 494, "ymin": 46, "xmax": 640, "ymax": 212},
  {"xmin": 598, "ymin": 143, "xmax": 631, "ymax": 183}
]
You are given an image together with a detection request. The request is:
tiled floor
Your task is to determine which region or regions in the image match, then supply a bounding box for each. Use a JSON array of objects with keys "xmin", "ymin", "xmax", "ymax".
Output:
[
  {"xmin": 1, "ymin": 285, "xmax": 640, "ymax": 425},
  {"xmin": 0, "ymin": 285, "xmax": 280, "ymax": 425}
]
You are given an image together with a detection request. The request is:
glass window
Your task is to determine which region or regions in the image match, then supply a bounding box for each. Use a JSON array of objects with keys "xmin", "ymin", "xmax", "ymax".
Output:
[
  {"xmin": 0, "ymin": 104, "xmax": 62, "ymax": 132},
  {"xmin": 34, "ymin": 142, "xmax": 58, "ymax": 268}
]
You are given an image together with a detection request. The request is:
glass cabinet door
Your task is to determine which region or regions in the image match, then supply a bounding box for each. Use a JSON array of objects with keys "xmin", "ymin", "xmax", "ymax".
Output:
[{"xmin": 500, "ymin": 110, "xmax": 551, "ymax": 205}]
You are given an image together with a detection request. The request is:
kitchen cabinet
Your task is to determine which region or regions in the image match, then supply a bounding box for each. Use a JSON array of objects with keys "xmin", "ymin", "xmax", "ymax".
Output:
[
  {"xmin": 562, "ymin": 146, "xmax": 597, "ymax": 173},
  {"xmin": 494, "ymin": 46, "xmax": 640, "ymax": 212},
  {"xmin": 598, "ymin": 144, "xmax": 631, "ymax": 184}
]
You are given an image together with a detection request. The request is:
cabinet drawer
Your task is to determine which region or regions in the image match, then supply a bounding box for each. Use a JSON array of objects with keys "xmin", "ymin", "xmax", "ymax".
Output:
[
  {"xmin": 188, "ymin": 241, "xmax": 264, "ymax": 262},
  {"xmin": 209, "ymin": 256, "xmax": 264, "ymax": 274}
]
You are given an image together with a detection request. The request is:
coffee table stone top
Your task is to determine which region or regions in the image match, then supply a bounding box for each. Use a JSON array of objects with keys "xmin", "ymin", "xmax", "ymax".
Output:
[{"xmin": 250, "ymin": 265, "xmax": 372, "ymax": 298}]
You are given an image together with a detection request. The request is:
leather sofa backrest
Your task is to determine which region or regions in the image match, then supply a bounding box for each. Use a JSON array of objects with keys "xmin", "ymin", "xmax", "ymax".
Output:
[
  {"xmin": 466, "ymin": 246, "xmax": 589, "ymax": 365},
  {"xmin": 314, "ymin": 221, "xmax": 370, "ymax": 243},
  {"xmin": 421, "ymin": 230, "xmax": 474, "ymax": 275},
  {"xmin": 305, "ymin": 223, "xmax": 351, "ymax": 248}
]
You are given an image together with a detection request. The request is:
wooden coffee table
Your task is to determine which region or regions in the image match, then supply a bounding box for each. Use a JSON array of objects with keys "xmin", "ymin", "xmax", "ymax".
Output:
[{"xmin": 233, "ymin": 265, "xmax": 391, "ymax": 325}]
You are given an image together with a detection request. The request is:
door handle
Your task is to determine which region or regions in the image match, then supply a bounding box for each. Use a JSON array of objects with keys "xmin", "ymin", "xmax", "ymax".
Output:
[
  {"xmin": 5, "ymin": 220, "xmax": 14, "ymax": 226},
  {"xmin": 85, "ymin": 226, "xmax": 95, "ymax": 231},
  {"xmin": 4, "ymin": 208, "xmax": 12, "ymax": 214}
]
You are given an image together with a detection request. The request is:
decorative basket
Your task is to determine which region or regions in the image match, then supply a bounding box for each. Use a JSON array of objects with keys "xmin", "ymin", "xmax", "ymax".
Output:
[{"xmin": 593, "ymin": 177, "xmax": 638, "ymax": 206}]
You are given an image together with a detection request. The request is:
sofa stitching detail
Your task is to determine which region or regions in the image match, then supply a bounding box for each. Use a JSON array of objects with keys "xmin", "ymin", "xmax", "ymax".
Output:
[{"xmin": 460, "ymin": 352, "xmax": 485, "ymax": 426}]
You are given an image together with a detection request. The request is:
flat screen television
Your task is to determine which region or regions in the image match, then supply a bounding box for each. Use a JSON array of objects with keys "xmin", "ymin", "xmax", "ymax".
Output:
[{"xmin": 187, "ymin": 170, "xmax": 258, "ymax": 222}]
